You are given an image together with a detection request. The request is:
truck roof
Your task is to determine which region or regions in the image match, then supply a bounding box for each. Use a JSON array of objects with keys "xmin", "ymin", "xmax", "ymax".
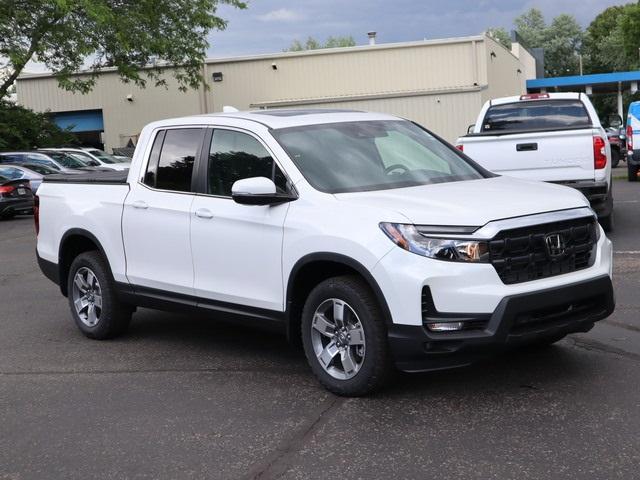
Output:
[
  {"xmin": 488, "ymin": 92, "xmax": 584, "ymax": 106},
  {"xmin": 145, "ymin": 109, "xmax": 401, "ymax": 130}
]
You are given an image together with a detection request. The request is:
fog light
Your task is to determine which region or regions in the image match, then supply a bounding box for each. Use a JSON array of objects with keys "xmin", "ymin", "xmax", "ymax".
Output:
[{"xmin": 426, "ymin": 322, "xmax": 464, "ymax": 332}]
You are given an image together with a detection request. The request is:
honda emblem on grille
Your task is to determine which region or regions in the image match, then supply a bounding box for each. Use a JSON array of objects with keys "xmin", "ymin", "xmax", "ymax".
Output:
[{"xmin": 544, "ymin": 233, "xmax": 565, "ymax": 259}]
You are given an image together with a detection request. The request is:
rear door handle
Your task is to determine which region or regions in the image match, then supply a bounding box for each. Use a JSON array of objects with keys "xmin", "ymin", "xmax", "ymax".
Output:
[
  {"xmin": 131, "ymin": 200, "xmax": 148, "ymax": 209},
  {"xmin": 516, "ymin": 143, "xmax": 538, "ymax": 151},
  {"xmin": 195, "ymin": 208, "xmax": 214, "ymax": 219}
]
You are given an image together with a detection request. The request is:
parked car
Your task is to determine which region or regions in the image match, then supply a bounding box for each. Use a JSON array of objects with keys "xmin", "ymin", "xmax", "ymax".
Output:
[
  {"xmin": 625, "ymin": 101, "xmax": 640, "ymax": 181},
  {"xmin": 0, "ymin": 152, "xmax": 97, "ymax": 174},
  {"xmin": 0, "ymin": 174, "xmax": 34, "ymax": 218},
  {"xmin": 43, "ymin": 148, "xmax": 130, "ymax": 171},
  {"xmin": 0, "ymin": 165, "xmax": 44, "ymax": 193},
  {"xmin": 35, "ymin": 109, "xmax": 614, "ymax": 396},
  {"xmin": 602, "ymin": 114, "xmax": 626, "ymax": 168},
  {"xmin": 456, "ymin": 92, "xmax": 614, "ymax": 231}
]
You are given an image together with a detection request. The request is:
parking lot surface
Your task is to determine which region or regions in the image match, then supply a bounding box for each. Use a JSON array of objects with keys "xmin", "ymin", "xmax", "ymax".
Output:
[{"xmin": 1, "ymin": 177, "xmax": 639, "ymax": 479}]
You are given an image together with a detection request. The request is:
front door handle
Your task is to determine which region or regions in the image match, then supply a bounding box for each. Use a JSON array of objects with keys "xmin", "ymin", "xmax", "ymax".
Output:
[
  {"xmin": 195, "ymin": 208, "xmax": 214, "ymax": 219},
  {"xmin": 516, "ymin": 142, "xmax": 538, "ymax": 152},
  {"xmin": 131, "ymin": 200, "xmax": 148, "ymax": 209}
]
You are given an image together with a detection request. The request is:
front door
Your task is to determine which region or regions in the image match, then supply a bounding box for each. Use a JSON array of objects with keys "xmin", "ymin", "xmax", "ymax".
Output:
[{"xmin": 190, "ymin": 128, "xmax": 291, "ymax": 311}]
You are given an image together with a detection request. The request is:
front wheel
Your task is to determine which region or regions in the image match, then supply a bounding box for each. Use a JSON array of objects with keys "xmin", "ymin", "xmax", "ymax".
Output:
[
  {"xmin": 67, "ymin": 251, "xmax": 132, "ymax": 339},
  {"xmin": 301, "ymin": 275, "xmax": 393, "ymax": 396}
]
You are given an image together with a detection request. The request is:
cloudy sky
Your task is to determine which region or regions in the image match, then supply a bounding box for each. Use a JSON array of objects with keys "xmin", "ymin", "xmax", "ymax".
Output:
[{"xmin": 207, "ymin": 0, "xmax": 626, "ymax": 57}]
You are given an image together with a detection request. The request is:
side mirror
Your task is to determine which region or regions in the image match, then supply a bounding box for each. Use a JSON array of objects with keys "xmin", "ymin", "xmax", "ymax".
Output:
[
  {"xmin": 607, "ymin": 114, "xmax": 623, "ymax": 129},
  {"xmin": 231, "ymin": 177, "xmax": 297, "ymax": 206},
  {"xmin": 467, "ymin": 124, "xmax": 476, "ymax": 134}
]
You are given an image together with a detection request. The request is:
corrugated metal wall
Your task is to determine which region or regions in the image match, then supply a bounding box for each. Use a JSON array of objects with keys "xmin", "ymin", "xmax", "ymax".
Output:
[
  {"xmin": 16, "ymin": 35, "xmax": 528, "ymax": 150},
  {"xmin": 16, "ymin": 72, "xmax": 204, "ymax": 151}
]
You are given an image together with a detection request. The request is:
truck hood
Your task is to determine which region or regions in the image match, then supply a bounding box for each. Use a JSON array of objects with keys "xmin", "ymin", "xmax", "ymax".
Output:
[{"xmin": 334, "ymin": 176, "xmax": 590, "ymax": 226}]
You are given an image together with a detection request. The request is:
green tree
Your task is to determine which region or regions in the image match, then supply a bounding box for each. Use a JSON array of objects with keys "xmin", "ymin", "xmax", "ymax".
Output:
[
  {"xmin": 486, "ymin": 28, "xmax": 511, "ymax": 49},
  {"xmin": 583, "ymin": 5, "xmax": 626, "ymax": 73},
  {"xmin": 0, "ymin": 101, "xmax": 77, "ymax": 150},
  {"xmin": 514, "ymin": 8, "xmax": 547, "ymax": 48},
  {"xmin": 286, "ymin": 36, "xmax": 356, "ymax": 52},
  {"xmin": 618, "ymin": 3, "xmax": 640, "ymax": 70},
  {"xmin": 0, "ymin": 0, "xmax": 246, "ymax": 100},
  {"xmin": 511, "ymin": 8, "xmax": 583, "ymax": 77},
  {"xmin": 544, "ymin": 14, "xmax": 583, "ymax": 76}
]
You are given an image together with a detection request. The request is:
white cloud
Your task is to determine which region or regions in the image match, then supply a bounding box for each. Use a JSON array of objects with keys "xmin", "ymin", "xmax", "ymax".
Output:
[{"xmin": 257, "ymin": 8, "xmax": 304, "ymax": 22}]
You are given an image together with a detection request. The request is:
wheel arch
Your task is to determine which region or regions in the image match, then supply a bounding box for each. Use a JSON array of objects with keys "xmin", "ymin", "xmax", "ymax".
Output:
[
  {"xmin": 58, "ymin": 228, "xmax": 112, "ymax": 297},
  {"xmin": 285, "ymin": 253, "xmax": 393, "ymax": 343}
]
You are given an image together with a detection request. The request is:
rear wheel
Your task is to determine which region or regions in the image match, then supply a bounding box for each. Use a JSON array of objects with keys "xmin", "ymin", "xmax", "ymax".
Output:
[
  {"xmin": 67, "ymin": 251, "xmax": 131, "ymax": 339},
  {"xmin": 611, "ymin": 149, "xmax": 620, "ymax": 168},
  {"xmin": 301, "ymin": 275, "xmax": 393, "ymax": 396},
  {"xmin": 628, "ymin": 162, "xmax": 639, "ymax": 182}
]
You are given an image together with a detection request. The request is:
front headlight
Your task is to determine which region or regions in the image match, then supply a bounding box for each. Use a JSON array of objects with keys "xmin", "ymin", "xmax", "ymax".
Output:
[{"xmin": 379, "ymin": 223, "xmax": 489, "ymax": 262}]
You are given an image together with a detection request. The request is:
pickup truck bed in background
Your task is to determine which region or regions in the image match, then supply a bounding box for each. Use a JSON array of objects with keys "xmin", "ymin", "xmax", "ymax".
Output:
[{"xmin": 457, "ymin": 92, "xmax": 613, "ymax": 230}]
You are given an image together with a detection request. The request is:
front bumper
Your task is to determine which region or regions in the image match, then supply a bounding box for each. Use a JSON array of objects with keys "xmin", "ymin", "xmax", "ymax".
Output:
[{"xmin": 389, "ymin": 275, "xmax": 615, "ymax": 372}]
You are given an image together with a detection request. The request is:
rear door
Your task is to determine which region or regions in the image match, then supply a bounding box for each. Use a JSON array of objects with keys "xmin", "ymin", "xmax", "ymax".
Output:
[
  {"xmin": 465, "ymin": 99, "xmax": 596, "ymax": 181},
  {"xmin": 122, "ymin": 127, "xmax": 205, "ymax": 295}
]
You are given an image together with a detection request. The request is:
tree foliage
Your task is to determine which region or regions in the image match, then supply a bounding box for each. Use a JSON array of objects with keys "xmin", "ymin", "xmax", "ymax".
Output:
[
  {"xmin": 0, "ymin": 0, "xmax": 246, "ymax": 100},
  {"xmin": 486, "ymin": 28, "xmax": 511, "ymax": 49},
  {"xmin": 0, "ymin": 101, "xmax": 77, "ymax": 150},
  {"xmin": 286, "ymin": 36, "xmax": 356, "ymax": 52},
  {"xmin": 583, "ymin": 5, "xmax": 626, "ymax": 73},
  {"xmin": 513, "ymin": 8, "xmax": 583, "ymax": 77}
]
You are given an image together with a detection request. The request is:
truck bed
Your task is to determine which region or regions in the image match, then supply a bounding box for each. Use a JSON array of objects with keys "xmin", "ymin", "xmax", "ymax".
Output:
[{"xmin": 44, "ymin": 170, "xmax": 129, "ymax": 184}]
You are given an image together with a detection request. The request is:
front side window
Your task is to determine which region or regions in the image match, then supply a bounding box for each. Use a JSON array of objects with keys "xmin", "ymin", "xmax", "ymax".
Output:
[
  {"xmin": 86, "ymin": 149, "xmax": 126, "ymax": 164},
  {"xmin": 208, "ymin": 129, "xmax": 288, "ymax": 196},
  {"xmin": 272, "ymin": 120, "xmax": 484, "ymax": 194},
  {"xmin": 144, "ymin": 128, "xmax": 203, "ymax": 192},
  {"xmin": 46, "ymin": 152, "xmax": 88, "ymax": 169},
  {"xmin": 481, "ymin": 100, "xmax": 592, "ymax": 133}
]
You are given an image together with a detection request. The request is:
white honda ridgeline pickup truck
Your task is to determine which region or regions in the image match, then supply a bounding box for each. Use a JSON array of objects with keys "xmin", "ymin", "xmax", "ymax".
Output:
[
  {"xmin": 456, "ymin": 93, "xmax": 614, "ymax": 231},
  {"xmin": 35, "ymin": 109, "xmax": 615, "ymax": 396}
]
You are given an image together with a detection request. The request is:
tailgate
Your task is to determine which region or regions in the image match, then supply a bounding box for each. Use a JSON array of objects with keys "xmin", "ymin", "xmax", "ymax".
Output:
[{"xmin": 463, "ymin": 129, "xmax": 596, "ymax": 182}]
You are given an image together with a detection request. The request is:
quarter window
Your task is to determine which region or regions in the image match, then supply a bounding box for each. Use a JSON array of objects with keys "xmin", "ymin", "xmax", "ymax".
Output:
[
  {"xmin": 144, "ymin": 128, "xmax": 203, "ymax": 192},
  {"xmin": 208, "ymin": 129, "xmax": 288, "ymax": 196}
]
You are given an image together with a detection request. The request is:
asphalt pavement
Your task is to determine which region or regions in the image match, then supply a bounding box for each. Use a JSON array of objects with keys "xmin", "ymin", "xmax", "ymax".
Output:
[{"xmin": 1, "ymin": 175, "xmax": 639, "ymax": 479}]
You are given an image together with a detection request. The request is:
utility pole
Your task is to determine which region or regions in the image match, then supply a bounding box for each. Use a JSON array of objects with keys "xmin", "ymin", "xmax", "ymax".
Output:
[{"xmin": 579, "ymin": 55, "xmax": 583, "ymax": 75}]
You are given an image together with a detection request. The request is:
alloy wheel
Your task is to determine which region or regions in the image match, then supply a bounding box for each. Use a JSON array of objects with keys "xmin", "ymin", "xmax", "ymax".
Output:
[
  {"xmin": 310, "ymin": 298, "xmax": 366, "ymax": 380},
  {"xmin": 71, "ymin": 267, "xmax": 103, "ymax": 327}
]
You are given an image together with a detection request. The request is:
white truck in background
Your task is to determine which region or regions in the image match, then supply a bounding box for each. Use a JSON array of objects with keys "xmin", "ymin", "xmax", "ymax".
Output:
[{"xmin": 456, "ymin": 93, "xmax": 613, "ymax": 231}]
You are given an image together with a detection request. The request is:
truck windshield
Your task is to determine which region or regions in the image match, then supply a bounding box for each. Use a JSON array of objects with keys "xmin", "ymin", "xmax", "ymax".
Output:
[
  {"xmin": 481, "ymin": 100, "xmax": 591, "ymax": 133},
  {"xmin": 272, "ymin": 120, "xmax": 485, "ymax": 193}
]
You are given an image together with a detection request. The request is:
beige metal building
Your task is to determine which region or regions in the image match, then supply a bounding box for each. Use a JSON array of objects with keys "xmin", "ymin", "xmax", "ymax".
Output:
[{"xmin": 16, "ymin": 33, "xmax": 536, "ymax": 152}]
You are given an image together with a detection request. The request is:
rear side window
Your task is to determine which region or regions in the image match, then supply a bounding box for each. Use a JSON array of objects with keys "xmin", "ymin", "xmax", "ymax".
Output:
[
  {"xmin": 144, "ymin": 128, "xmax": 204, "ymax": 192},
  {"xmin": 481, "ymin": 100, "xmax": 591, "ymax": 133},
  {"xmin": 208, "ymin": 129, "xmax": 288, "ymax": 196}
]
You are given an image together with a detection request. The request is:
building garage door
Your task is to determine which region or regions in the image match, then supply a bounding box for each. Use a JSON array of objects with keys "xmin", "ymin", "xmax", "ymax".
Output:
[{"xmin": 51, "ymin": 109, "xmax": 105, "ymax": 149}]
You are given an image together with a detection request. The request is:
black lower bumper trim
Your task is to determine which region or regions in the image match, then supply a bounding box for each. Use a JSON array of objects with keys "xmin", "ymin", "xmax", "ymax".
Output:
[
  {"xmin": 389, "ymin": 275, "xmax": 615, "ymax": 372},
  {"xmin": 37, "ymin": 252, "xmax": 60, "ymax": 287}
]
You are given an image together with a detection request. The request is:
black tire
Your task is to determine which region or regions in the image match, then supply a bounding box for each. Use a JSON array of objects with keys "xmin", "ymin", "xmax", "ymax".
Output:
[
  {"xmin": 600, "ymin": 211, "xmax": 614, "ymax": 232},
  {"xmin": 611, "ymin": 149, "xmax": 620, "ymax": 169},
  {"xmin": 301, "ymin": 275, "xmax": 393, "ymax": 396},
  {"xmin": 628, "ymin": 162, "xmax": 639, "ymax": 182},
  {"xmin": 66, "ymin": 251, "xmax": 132, "ymax": 339}
]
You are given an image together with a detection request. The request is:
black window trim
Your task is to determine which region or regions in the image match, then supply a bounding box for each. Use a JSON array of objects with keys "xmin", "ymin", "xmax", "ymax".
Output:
[{"xmin": 195, "ymin": 125, "xmax": 298, "ymax": 200}]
